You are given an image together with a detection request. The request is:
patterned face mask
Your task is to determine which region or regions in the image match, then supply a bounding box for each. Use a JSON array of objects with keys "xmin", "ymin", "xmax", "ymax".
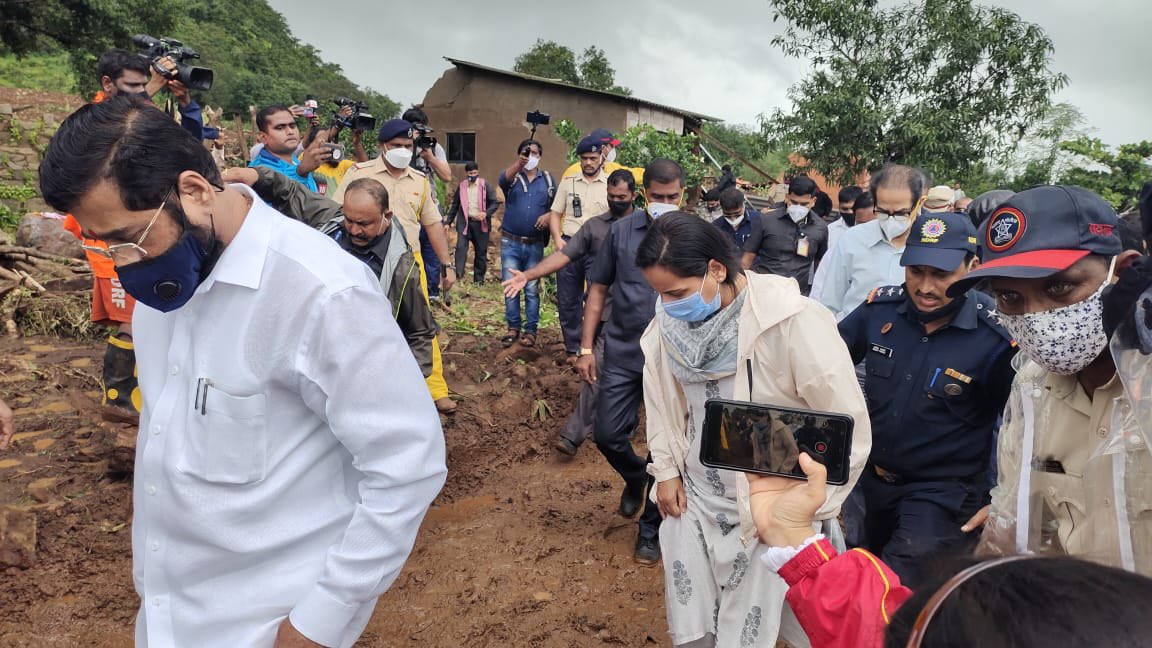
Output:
[{"xmin": 997, "ymin": 257, "xmax": 1116, "ymax": 375}]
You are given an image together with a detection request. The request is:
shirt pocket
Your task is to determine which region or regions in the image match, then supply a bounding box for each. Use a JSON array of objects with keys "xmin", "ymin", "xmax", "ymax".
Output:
[
  {"xmin": 925, "ymin": 373, "xmax": 981, "ymax": 426},
  {"xmin": 178, "ymin": 386, "xmax": 269, "ymax": 485}
]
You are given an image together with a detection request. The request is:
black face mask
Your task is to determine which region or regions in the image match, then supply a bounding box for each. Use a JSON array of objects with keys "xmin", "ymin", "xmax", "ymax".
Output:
[
  {"xmin": 839, "ymin": 210, "xmax": 856, "ymax": 227},
  {"xmin": 608, "ymin": 200, "xmax": 632, "ymax": 216},
  {"xmin": 906, "ymin": 290, "xmax": 967, "ymax": 323}
]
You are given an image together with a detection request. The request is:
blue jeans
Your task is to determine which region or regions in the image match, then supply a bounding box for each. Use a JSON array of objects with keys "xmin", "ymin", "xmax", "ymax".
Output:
[
  {"xmin": 501, "ymin": 237, "xmax": 545, "ymax": 333},
  {"xmin": 420, "ymin": 227, "xmax": 440, "ymax": 298}
]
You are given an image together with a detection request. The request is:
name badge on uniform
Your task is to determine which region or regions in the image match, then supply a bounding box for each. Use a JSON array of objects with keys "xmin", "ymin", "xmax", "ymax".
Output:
[
  {"xmin": 869, "ymin": 343, "xmax": 893, "ymax": 358},
  {"xmin": 796, "ymin": 237, "xmax": 810, "ymax": 258},
  {"xmin": 944, "ymin": 368, "xmax": 973, "ymax": 384}
]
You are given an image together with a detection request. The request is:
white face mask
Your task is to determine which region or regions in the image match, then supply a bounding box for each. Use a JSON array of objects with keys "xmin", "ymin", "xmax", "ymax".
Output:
[
  {"xmin": 879, "ymin": 214, "xmax": 912, "ymax": 240},
  {"xmin": 605, "ymin": 148, "xmax": 618, "ymax": 164},
  {"xmin": 786, "ymin": 204, "xmax": 809, "ymax": 223},
  {"xmin": 384, "ymin": 147, "xmax": 413, "ymax": 169},
  {"xmin": 648, "ymin": 202, "xmax": 679, "ymax": 219},
  {"xmin": 524, "ymin": 154, "xmax": 540, "ymax": 171},
  {"xmin": 996, "ymin": 258, "xmax": 1116, "ymax": 375},
  {"xmin": 725, "ymin": 214, "xmax": 745, "ymax": 227}
]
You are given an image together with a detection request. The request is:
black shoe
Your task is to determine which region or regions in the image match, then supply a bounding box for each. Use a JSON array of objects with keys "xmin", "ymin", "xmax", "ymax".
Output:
[
  {"xmin": 619, "ymin": 481, "xmax": 644, "ymax": 517},
  {"xmin": 634, "ymin": 536, "xmax": 661, "ymax": 565},
  {"xmin": 554, "ymin": 437, "xmax": 578, "ymax": 457}
]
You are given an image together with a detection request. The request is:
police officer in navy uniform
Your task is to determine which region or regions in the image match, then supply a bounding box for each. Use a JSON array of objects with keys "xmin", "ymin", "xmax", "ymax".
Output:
[{"xmin": 837, "ymin": 210, "xmax": 1017, "ymax": 587}]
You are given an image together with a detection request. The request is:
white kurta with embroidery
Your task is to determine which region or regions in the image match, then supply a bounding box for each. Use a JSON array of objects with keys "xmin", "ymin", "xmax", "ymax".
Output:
[{"xmin": 131, "ymin": 186, "xmax": 446, "ymax": 647}]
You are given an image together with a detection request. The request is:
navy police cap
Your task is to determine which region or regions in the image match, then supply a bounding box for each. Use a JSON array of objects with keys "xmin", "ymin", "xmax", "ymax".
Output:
[
  {"xmin": 901, "ymin": 211, "xmax": 979, "ymax": 272},
  {"xmin": 946, "ymin": 185, "xmax": 1121, "ymax": 297}
]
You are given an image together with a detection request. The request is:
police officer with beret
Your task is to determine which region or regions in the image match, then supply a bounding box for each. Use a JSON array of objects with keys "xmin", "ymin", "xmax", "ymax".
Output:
[{"xmin": 837, "ymin": 210, "xmax": 1017, "ymax": 586}]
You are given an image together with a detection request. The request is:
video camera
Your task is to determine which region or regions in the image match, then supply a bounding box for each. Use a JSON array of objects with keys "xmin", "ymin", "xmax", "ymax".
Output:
[
  {"xmin": 413, "ymin": 123, "xmax": 437, "ymax": 151},
  {"xmin": 333, "ymin": 97, "xmax": 376, "ymax": 133},
  {"xmin": 132, "ymin": 34, "xmax": 213, "ymax": 91}
]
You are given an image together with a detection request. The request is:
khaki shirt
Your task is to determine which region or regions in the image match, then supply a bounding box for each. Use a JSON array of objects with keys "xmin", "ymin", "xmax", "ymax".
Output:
[
  {"xmin": 331, "ymin": 158, "xmax": 439, "ymax": 244},
  {"xmin": 551, "ymin": 170, "xmax": 609, "ymax": 238},
  {"xmin": 979, "ymin": 359, "xmax": 1152, "ymax": 575}
]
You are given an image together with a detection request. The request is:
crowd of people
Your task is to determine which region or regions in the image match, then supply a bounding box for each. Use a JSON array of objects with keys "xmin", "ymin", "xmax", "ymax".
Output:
[{"xmin": 2, "ymin": 46, "xmax": 1152, "ymax": 648}]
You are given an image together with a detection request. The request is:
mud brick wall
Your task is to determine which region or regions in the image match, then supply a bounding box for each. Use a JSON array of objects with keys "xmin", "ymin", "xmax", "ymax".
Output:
[{"xmin": 0, "ymin": 104, "xmax": 58, "ymax": 216}]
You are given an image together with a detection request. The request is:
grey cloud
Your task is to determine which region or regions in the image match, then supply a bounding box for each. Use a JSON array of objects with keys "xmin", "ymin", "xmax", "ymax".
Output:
[{"xmin": 267, "ymin": 0, "xmax": 1149, "ymax": 145}]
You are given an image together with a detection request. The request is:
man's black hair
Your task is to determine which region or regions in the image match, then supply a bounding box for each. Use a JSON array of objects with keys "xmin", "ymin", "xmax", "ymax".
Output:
[
  {"xmin": 256, "ymin": 105, "xmax": 292, "ymax": 133},
  {"xmin": 636, "ymin": 211, "xmax": 742, "ymax": 285},
  {"xmin": 813, "ymin": 191, "xmax": 833, "ymax": 218},
  {"xmin": 97, "ymin": 48, "xmax": 149, "ymax": 83},
  {"xmin": 344, "ymin": 178, "xmax": 389, "ymax": 212},
  {"xmin": 402, "ymin": 107, "xmax": 428, "ymax": 125},
  {"xmin": 517, "ymin": 138, "xmax": 542, "ymax": 156},
  {"xmin": 885, "ymin": 556, "xmax": 1152, "ymax": 648},
  {"xmin": 607, "ymin": 168, "xmax": 636, "ymax": 192},
  {"xmin": 1119, "ymin": 212, "xmax": 1145, "ymax": 253},
  {"xmin": 870, "ymin": 163, "xmax": 928, "ymax": 202},
  {"xmin": 719, "ymin": 187, "xmax": 745, "ymax": 211},
  {"xmin": 464, "ymin": 161, "xmax": 479, "ymax": 172},
  {"xmin": 643, "ymin": 158, "xmax": 685, "ymax": 189},
  {"xmin": 39, "ymin": 95, "xmax": 221, "ymax": 215},
  {"xmin": 838, "ymin": 185, "xmax": 864, "ymax": 208},
  {"xmin": 788, "ymin": 176, "xmax": 819, "ymax": 197},
  {"xmin": 853, "ymin": 191, "xmax": 874, "ymax": 212}
]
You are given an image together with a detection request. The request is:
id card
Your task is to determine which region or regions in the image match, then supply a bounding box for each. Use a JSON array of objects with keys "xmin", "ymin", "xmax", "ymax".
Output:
[{"xmin": 796, "ymin": 237, "xmax": 810, "ymax": 257}]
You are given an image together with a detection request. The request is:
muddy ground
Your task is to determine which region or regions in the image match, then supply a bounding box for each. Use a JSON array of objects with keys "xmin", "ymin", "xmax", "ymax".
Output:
[{"xmin": 0, "ymin": 280, "xmax": 675, "ymax": 647}]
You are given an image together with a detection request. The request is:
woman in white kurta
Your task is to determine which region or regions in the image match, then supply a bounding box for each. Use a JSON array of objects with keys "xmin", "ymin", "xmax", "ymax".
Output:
[{"xmin": 637, "ymin": 212, "xmax": 872, "ymax": 648}]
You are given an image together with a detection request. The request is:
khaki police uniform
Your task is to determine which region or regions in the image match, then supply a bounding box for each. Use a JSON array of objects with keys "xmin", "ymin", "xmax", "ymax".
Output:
[
  {"xmin": 330, "ymin": 158, "xmax": 451, "ymax": 403},
  {"xmin": 551, "ymin": 170, "xmax": 610, "ymax": 238}
]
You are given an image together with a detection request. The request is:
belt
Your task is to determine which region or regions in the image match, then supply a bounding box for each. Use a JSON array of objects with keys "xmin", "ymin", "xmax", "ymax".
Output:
[
  {"xmin": 871, "ymin": 464, "xmax": 980, "ymax": 486},
  {"xmin": 872, "ymin": 465, "xmax": 904, "ymax": 485},
  {"xmin": 502, "ymin": 232, "xmax": 547, "ymax": 245}
]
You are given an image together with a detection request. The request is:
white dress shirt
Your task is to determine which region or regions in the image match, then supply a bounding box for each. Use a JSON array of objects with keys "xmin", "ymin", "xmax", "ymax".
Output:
[
  {"xmin": 131, "ymin": 185, "xmax": 446, "ymax": 648},
  {"xmin": 808, "ymin": 217, "xmax": 850, "ymax": 301},
  {"xmin": 815, "ymin": 219, "xmax": 906, "ymax": 320}
]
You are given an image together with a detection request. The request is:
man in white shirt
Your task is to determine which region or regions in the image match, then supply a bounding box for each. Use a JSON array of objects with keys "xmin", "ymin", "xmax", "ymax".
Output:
[
  {"xmin": 817, "ymin": 165, "xmax": 927, "ymax": 320},
  {"xmin": 38, "ymin": 96, "xmax": 446, "ymax": 648}
]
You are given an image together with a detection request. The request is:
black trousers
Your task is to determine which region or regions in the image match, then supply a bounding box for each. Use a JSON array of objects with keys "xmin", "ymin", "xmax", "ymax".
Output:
[
  {"xmin": 594, "ymin": 360, "xmax": 661, "ymax": 541},
  {"xmin": 454, "ymin": 219, "xmax": 490, "ymax": 282},
  {"xmin": 556, "ymin": 236, "xmax": 593, "ymax": 355},
  {"xmin": 860, "ymin": 469, "xmax": 983, "ymax": 588}
]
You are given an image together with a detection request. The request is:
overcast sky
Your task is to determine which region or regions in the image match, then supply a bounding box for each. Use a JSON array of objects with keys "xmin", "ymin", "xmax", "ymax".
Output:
[{"xmin": 267, "ymin": 0, "xmax": 1149, "ymax": 147}]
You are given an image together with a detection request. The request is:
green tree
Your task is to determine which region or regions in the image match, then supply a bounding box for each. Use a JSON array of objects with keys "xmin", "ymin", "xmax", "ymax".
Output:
[
  {"xmin": 513, "ymin": 40, "xmax": 631, "ymax": 95},
  {"xmin": 761, "ymin": 0, "xmax": 1067, "ymax": 186},
  {"xmin": 1058, "ymin": 138, "xmax": 1152, "ymax": 213},
  {"xmin": 701, "ymin": 122, "xmax": 789, "ymax": 182},
  {"xmin": 578, "ymin": 46, "xmax": 631, "ymax": 95},
  {"xmin": 0, "ymin": 0, "xmax": 400, "ymax": 122},
  {"xmin": 616, "ymin": 124, "xmax": 705, "ymax": 187},
  {"xmin": 0, "ymin": 0, "xmax": 178, "ymax": 90},
  {"xmin": 514, "ymin": 39, "xmax": 580, "ymax": 85}
]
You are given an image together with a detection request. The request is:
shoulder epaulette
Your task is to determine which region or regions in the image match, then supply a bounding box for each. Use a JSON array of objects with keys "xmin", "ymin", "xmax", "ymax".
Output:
[
  {"xmin": 866, "ymin": 285, "xmax": 905, "ymax": 304},
  {"xmin": 972, "ymin": 292, "xmax": 1016, "ymax": 344}
]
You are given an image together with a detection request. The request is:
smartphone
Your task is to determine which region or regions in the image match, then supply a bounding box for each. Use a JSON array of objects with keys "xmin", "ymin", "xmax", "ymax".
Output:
[{"xmin": 699, "ymin": 399, "xmax": 854, "ymax": 485}]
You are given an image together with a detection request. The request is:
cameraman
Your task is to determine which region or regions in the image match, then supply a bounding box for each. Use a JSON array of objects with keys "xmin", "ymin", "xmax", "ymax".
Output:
[
  {"xmin": 96, "ymin": 48, "xmax": 202, "ymax": 140},
  {"xmin": 402, "ymin": 107, "xmax": 451, "ymax": 300},
  {"xmin": 402, "ymin": 107, "xmax": 451, "ymax": 182}
]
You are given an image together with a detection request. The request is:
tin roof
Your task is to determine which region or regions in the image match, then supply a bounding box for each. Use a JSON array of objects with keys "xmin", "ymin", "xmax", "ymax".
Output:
[{"xmin": 443, "ymin": 57, "xmax": 720, "ymax": 123}]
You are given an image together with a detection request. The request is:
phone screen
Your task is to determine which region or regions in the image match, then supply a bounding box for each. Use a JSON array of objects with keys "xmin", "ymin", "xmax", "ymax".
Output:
[{"xmin": 699, "ymin": 399, "xmax": 853, "ymax": 485}]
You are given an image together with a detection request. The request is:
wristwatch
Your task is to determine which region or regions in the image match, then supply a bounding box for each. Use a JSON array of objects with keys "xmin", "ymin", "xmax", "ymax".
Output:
[
  {"xmin": 442, "ymin": 263, "xmax": 456, "ymax": 271},
  {"xmin": 577, "ymin": 348, "xmax": 594, "ymax": 357}
]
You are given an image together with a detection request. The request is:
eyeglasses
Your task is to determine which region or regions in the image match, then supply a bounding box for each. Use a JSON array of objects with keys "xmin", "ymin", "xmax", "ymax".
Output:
[{"xmin": 80, "ymin": 189, "xmax": 172, "ymax": 265}]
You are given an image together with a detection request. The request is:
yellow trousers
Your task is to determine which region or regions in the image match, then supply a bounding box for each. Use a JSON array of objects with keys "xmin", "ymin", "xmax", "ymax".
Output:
[{"xmin": 412, "ymin": 250, "xmax": 449, "ymax": 401}]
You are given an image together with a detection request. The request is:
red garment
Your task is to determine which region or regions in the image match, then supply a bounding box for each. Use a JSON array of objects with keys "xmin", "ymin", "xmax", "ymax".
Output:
[{"xmin": 777, "ymin": 539, "xmax": 915, "ymax": 648}]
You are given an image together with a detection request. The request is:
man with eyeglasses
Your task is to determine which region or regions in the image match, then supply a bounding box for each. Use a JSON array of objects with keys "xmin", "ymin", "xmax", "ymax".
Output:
[
  {"xmin": 39, "ymin": 96, "xmax": 445, "ymax": 647},
  {"xmin": 741, "ymin": 175, "xmax": 829, "ymax": 296},
  {"xmin": 818, "ymin": 164, "xmax": 926, "ymax": 321}
]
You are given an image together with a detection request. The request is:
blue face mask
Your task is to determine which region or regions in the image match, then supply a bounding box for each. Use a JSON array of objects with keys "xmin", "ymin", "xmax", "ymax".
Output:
[
  {"xmin": 662, "ymin": 274, "xmax": 721, "ymax": 322},
  {"xmin": 117, "ymin": 209, "xmax": 219, "ymax": 313}
]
